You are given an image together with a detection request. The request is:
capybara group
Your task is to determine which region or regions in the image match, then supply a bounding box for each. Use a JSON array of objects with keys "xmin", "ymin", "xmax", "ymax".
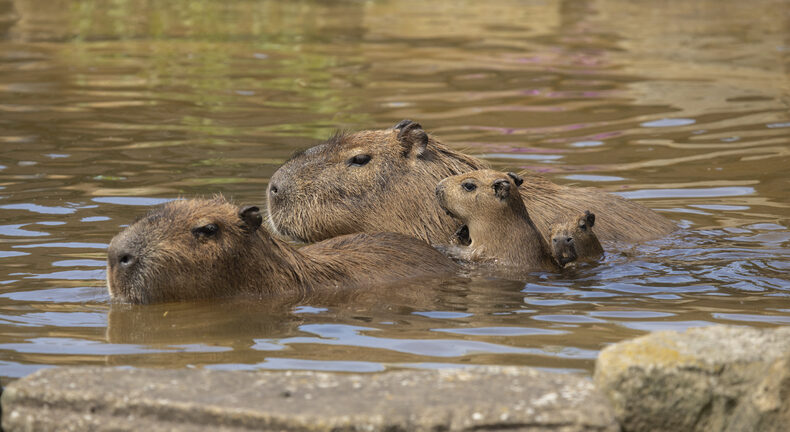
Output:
[
  {"xmin": 267, "ymin": 120, "xmax": 675, "ymax": 246},
  {"xmin": 435, "ymin": 169, "xmax": 559, "ymax": 272},
  {"xmin": 106, "ymin": 197, "xmax": 458, "ymax": 304},
  {"xmin": 550, "ymin": 211, "xmax": 604, "ymax": 267}
]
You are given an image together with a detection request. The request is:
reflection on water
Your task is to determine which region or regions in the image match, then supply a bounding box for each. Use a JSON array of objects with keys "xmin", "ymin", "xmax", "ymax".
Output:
[{"xmin": 0, "ymin": 0, "xmax": 789, "ymax": 379}]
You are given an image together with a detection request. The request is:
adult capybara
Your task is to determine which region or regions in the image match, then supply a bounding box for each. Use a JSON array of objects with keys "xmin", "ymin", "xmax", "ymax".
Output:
[
  {"xmin": 106, "ymin": 197, "xmax": 458, "ymax": 304},
  {"xmin": 550, "ymin": 210, "xmax": 604, "ymax": 267},
  {"xmin": 435, "ymin": 169, "xmax": 558, "ymax": 272},
  {"xmin": 267, "ymin": 120, "xmax": 675, "ymax": 245}
]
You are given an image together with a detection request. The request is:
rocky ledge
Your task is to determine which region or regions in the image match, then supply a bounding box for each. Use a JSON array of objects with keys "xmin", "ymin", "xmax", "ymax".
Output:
[
  {"xmin": 1, "ymin": 366, "xmax": 617, "ymax": 432},
  {"xmin": 595, "ymin": 325, "xmax": 790, "ymax": 432}
]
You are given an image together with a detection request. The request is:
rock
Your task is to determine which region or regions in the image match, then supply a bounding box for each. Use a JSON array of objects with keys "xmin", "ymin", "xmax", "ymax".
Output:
[
  {"xmin": 1, "ymin": 366, "xmax": 618, "ymax": 432},
  {"xmin": 594, "ymin": 325, "xmax": 790, "ymax": 432}
]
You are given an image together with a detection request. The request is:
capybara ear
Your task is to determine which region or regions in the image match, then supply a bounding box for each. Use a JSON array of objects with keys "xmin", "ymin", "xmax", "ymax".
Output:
[
  {"xmin": 506, "ymin": 172, "xmax": 524, "ymax": 187},
  {"xmin": 393, "ymin": 119, "xmax": 414, "ymax": 130},
  {"xmin": 239, "ymin": 206, "xmax": 263, "ymax": 231},
  {"xmin": 493, "ymin": 179, "xmax": 511, "ymax": 200},
  {"xmin": 584, "ymin": 210, "xmax": 596, "ymax": 228},
  {"xmin": 396, "ymin": 121, "xmax": 429, "ymax": 157}
]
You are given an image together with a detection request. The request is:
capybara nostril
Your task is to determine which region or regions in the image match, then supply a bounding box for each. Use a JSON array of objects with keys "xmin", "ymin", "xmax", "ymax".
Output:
[
  {"xmin": 119, "ymin": 254, "xmax": 134, "ymax": 267},
  {"xmin": 108, "ymin": 235, "xmax": 136, "ymax": 269},
  {"xmin": 566, "ymin": 237, "xmax": 573, "ymax": 244}
]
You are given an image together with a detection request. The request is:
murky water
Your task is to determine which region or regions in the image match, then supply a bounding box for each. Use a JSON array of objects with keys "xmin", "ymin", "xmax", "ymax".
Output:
[{"xmin": 1, "ymin": 0, "xmax": 789, "ymax": 380}]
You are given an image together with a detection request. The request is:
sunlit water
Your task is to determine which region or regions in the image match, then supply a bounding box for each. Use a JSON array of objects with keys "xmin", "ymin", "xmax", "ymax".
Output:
[{"xmin": 0, "ymin": 0, "xmax": 788, "ymax": 380}]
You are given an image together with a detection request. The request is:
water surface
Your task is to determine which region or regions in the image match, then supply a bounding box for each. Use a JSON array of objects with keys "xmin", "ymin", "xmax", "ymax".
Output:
[{"xmin": 1, "ymin": 0, "xmax": 789, "ymax": 380}]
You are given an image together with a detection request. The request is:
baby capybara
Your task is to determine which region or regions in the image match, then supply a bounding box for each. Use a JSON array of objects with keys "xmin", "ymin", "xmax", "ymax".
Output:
[
  {"xmin": 267, "ymin": 121, "xmax": 675, "ymax": 246},
  {"xmin": 435, "ymin": 169, "xmax": 559, "ymax": 273},
  {"xmin": 550, "ymin": 211, "xmax": 604, "ymax": 267},
  {"xmin": 106, "ymin": 197, "xmax": 458, "ymax": 304}
]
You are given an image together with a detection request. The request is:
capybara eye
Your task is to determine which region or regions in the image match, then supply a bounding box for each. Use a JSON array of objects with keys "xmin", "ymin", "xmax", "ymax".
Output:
[
  {"xmin": 348, "ymin": 154, "xmax": 371, "ymax": 167},
  {"xmin": 462, "ymin": 182, "xmax": 477, "ymax": 192},
  {"xmin": 192, "ymin": 223, "xmax": 219, "ymax": 238}
]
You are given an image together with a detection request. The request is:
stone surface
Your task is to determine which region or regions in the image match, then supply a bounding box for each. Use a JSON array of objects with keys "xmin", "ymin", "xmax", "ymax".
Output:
[
  {"xmin": 2, "ymin": 366, "xmax": 618, "ymax": 431},
  {"xmin": 594, "ymin": 325, "xmax": 790, "ymax": 432}
]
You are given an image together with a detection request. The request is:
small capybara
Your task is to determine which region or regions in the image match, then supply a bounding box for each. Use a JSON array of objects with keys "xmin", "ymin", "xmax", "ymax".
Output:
[
  {"xmin": 267, "ymin": 120, "xmax": 675, "ymax": 245},
  {"xmin": 106, "ymin": 197, "xmax": 458, "ymax": 304},
  {"xmin": 435, "ymin": 169, "xmax": 559, "ymax": 272},
  {"xmin": 550, "ymin": 210, "xmax": 604, "ymax": 267}
]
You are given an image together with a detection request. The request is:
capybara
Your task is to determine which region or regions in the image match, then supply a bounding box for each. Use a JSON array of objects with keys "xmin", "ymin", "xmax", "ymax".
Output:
[
  {"xmin": 435, "ymin": 169, "xmax": 559, "ymax": 272},
  {"xmin": 550, "ymin": 210, "xmax": 604, "ymax": 267},
  {"xmin": 267, "ymin": 120, "xmax": 675, "ymax": 245},
  {"xmin": 106, "ymin": 197, "xmax": 458, "ymax": 304}
]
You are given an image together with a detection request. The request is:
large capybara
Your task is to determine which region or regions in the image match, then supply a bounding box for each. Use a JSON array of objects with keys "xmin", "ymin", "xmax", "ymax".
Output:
[
  {"xmin": 106, "ymin": 197, "xmax": 458, "ymax": 304},
  {"xmin": 550, "ymin": 210, "xmax": 604, "ymax": 267},
  {"xmin": 435, "ymin": 169, "xmax": 559, "ymax": 272},
  {"xmin": 267, "ymin": 120, "xmax": 675, "ymax": 245}
]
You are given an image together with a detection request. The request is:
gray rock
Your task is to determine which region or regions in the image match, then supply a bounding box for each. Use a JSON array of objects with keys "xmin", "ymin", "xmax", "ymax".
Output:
[
  {"xmin": 2, "ymin": 366, "xmax": 618, "ymax": 431},
  {"xmin": 594, "ymin": 325, "xmax": 790, "ymax": 432}
]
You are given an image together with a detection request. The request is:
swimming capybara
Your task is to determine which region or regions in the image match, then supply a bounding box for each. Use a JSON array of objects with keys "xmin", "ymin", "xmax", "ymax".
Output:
[
  {"xmin": 266, "ymin": 120, "xmax": 675, "ymax": 245},
  {"xmin": 106, "ymin": 197, "xmax": 459, "ymax": 304},
  {"xmin": 550, "ymin": 210, "xmax": 604, "ymax": 267},
  {"xmin": 435, "ymin": 169, "xmax": 559, "ymax": 272}
]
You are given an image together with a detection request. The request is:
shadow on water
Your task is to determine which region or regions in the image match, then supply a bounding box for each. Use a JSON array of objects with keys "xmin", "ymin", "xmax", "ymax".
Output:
[{"xmin": 0, "ymin": 0, "xmax": 788, "ymax": 379}]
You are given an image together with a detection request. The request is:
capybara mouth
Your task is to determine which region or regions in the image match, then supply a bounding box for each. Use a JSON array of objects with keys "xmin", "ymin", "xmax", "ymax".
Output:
[
  {"xmin": 557, "ymin": 252, "xmax": 577, "ymax": 267},
  {"xmin": 271, "ymin": 224, "xmax": 308, "ymax": 243},
  {"xmin": 454, "ymin": 224, "xmax": 471, "ymax": 246},
  {"xmin": 266, "ymin": 208, "xmax": 310, "ymax": 243}
]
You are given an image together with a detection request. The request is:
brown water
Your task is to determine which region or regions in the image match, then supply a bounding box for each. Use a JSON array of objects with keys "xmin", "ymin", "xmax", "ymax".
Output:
[{"xmin": 0, "ymin": 0, "xmax": 789, "ymax": 380}]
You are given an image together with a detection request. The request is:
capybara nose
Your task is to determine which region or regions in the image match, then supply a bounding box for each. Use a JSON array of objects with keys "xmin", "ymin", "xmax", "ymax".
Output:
[
  {"xmin": 110, "ymin": 248, "xmax": 136, "ymax": 269},
  {"xmin": 108, "ymin": 237, "xmax": 137, "ymax": 270},
  {"xmin": 269, "ymin": 182, "xmax": 280, "ymax": 196},
  {"xmin": 118, "ymin": 252, "xmax": 135, "ymax": 268},
  {"xmin": 435, "ymin": 182, "xmax": 446, "ymax": 200},
  {"xmin": 565, "ymin": 237, "xmax": 573, "ymax": 244}
]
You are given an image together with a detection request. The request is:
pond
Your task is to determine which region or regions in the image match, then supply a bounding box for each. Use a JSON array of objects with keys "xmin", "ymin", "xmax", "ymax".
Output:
[{"xmin": 0, "ymin": 0, "xmax": 788, "ymax": 380}]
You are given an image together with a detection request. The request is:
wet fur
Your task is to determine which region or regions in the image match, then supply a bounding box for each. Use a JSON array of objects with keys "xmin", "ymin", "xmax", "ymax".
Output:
[
  {"xmin": 267, "ymin": 121, "xmax": 676, "ymax": 246},
  {"xmin": 107, "ymin": 197, "xmax": 458, "ymax": 304}
]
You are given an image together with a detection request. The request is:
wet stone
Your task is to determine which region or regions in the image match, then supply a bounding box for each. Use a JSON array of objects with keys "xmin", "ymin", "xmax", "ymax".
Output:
[
  {"xmin": 594, "ymin": 325, "xmax": 790, "ymax": 432},
  {"xmin": 1, "ymin": 366, "xmax": 618, "ymax": 431}
]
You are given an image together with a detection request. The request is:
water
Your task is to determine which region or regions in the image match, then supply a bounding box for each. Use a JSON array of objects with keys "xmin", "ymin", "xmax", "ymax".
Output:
[{"xmin": 0, "ymin": 0, "xmax": 789, "ymax": 380}]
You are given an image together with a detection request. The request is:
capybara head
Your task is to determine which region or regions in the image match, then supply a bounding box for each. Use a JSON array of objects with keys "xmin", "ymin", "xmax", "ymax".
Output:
[
  {"xmin": 435, "ymin": 169, "xmax": 525, "ymax": 225},
  {"xmin": 267, "ymin": 120, "xmax": 484, "ymax": 243},
  {"xmin": 435, "ymin": 169, "xmax": 557, "ymax": 272},
  {"xmin": 550, "ymin": 210, "xmax": 602, "ymax": 267},
  {"xmin": 106, "ymin": 197, "xmax": 264, "ymax": 304}
]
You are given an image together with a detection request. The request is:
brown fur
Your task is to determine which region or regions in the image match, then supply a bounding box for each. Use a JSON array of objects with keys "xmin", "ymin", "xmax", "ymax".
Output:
[
  {"xmin": 436, "ymin": 170, "xmax": 558, "ymax": 272},
  {"xmin": 550, "ymin": 211, "xmax": 604, "ymax": 267},
  {"xmin": 267, "ymin": 120, "xmax": 676, "ymax": 245},
  {"xmin": 106, "ymin": 197, "xmax": 458, "ymax": 304}
]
